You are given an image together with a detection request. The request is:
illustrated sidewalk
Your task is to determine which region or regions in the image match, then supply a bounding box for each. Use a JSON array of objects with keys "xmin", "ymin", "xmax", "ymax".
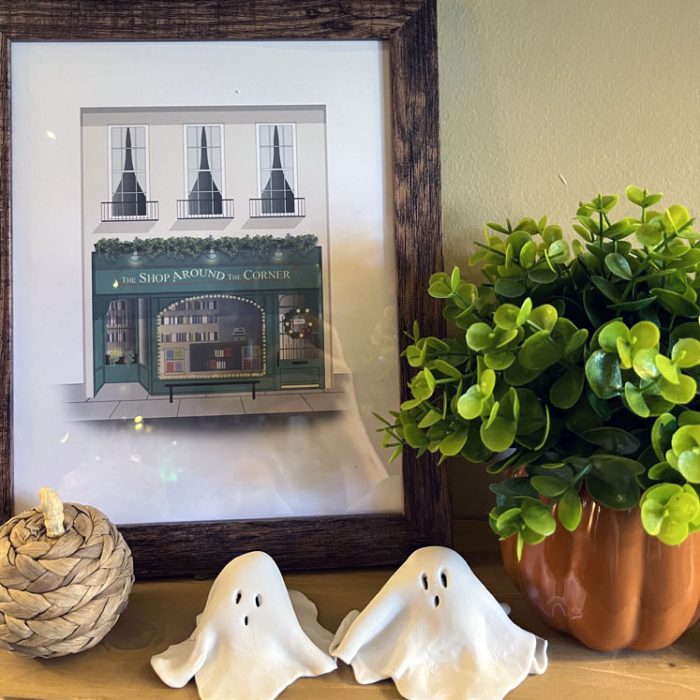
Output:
[{"xmin": 59, "ymin": 374, "xmax": 352, "ymax": 421}]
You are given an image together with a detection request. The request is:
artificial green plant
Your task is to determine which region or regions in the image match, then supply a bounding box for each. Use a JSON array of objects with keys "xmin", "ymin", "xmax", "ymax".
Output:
[{"xmin": 378, "ymin": 187, "xmax": 700, "ymax": 557}]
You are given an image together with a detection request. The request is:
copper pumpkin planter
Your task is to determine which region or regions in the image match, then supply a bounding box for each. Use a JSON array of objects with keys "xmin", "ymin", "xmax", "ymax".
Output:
[{"xmin": 500, "ymin": 494, "xmax": 700, "ymax": 651}]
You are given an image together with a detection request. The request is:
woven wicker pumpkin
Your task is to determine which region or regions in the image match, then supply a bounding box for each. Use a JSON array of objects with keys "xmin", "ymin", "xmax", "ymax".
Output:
[{"xmin": 0, "ymin": 488, "xmax": 134, "ymax": 658}]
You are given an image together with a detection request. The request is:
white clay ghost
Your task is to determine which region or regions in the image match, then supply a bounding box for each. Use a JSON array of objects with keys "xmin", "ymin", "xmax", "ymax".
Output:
[
  {"xmin": 330, "ymin": 546, "xmax": 548, "ymax": 700},
  {"xmin": 151, "ymin": 551, "xmax": 337, "ymax": 700}
]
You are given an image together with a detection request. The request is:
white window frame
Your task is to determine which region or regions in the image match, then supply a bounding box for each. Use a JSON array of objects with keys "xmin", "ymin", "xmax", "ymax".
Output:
[
  {"xmin": 182, "ymin": 123, "xmax": 226, "ymax": 201},
  {"xmin": 255, "ymin": 122, "xmax": 299, "ymax": 210},
  {"xmin": 107, "ymin": 124, "xmax": 150, "ymax": 200}
]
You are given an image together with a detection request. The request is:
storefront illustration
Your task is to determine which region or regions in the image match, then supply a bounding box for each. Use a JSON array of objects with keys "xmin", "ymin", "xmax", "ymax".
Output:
[
  {"xmin": 92, "ymin": 243, "xmax": 324, "ymax": 399},
  {"xmin": 74, "ymin": 104, "xmax": 335, "ymax": 416}
]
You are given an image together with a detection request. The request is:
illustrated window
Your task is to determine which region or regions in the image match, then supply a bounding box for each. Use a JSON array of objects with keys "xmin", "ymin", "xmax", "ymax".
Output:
[
  {"xmin": 253, "ymin": 123, "xmax": 304, "ymax": 217},
  {"xmin": 105, "ymin": 126, "xmax": 156, "ymax": 221},
  {"xmin": 158, "ymin": 295, "xmax": 265, "ymax": 379},
  {"xmin": 180, "ymin": 124, "xmax": 233, "ymax": 219}
]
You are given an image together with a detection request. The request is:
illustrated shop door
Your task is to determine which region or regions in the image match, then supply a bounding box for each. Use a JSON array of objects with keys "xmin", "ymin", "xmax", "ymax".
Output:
[
  {"xmin": 103, "ymin": 298, "xmax": 140, "ymax": 384},
  {"xmin": 277, "ymin": 293, "xmax": 323, "ymax": 389}
]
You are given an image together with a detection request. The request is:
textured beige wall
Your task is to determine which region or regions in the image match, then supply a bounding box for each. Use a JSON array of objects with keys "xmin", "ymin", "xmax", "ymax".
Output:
[{"xmin": 438, "ymin": 0, "xmax": 700, "ymax": 518}]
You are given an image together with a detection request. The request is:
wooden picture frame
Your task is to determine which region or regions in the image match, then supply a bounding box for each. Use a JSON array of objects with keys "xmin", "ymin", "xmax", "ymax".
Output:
[{"xmin": 0, "ymin": 0, "xmax": 449, "ymax": 578}]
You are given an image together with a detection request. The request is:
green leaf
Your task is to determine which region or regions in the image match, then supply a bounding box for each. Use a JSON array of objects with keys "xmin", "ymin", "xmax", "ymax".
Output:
[
  {"xmin": 418, "ymin": 409, "xmax": 443, "ymax": 429},
  {"xmin": 648, "ymin": 461, "xmax": 679, "ymax": 482},
  {"xmin": 410, "ymin": 369, "xmax": 436, "ymax": 401},
  {"xmin": 527, "ymin": 267, "xmax": 558, "ymax": 284},
  {"xmin": 641, "ymin": 498, "xmax": 665, "ymax": 535},
  {"xmin": 591, "ymin": 276, "xmax": 623, "ymax": 303},
  {"xmin": 519, "ymin": 331, "xmax": 562, "ymax": 370},
  {"xmin": 586, "ymin": 460, "xmax": 641, "ymax": 510},
  {"xmin": 495, "ymin": 507, "xmax": 522, "ymax": 531},
  {"xmin": 656, "ymin": 354, "xmax": 680, "ymax": 384},
  {"xmin": 625, "ymin": 185, "xmax": 646, "ymax": 206},
  {"xmin": 672, "ymin": 338, "xmax": 700, "ymax": 369},
  {"xmin": 457, "ymin": 385, "xmax": 486, "ymax": 420},
  {"xmin": 651, "ymin": 288, "xmax": 700, "ymax": 317},
  {"xmin": 466, "ymin": 322, "xmax": 493, "ymax": 351},
  {"xmin": 579, "ymin": 426, "xmax": 640, "ymax": 455},
  {"xmin": 599, "ymin": 321, "xmax": 629, "ymax": 353},
  {"xmin": 428, "ymin": 274, "xmax": 453, "ymax": 298},
  {"xmin": 430, "ymin": 359, "xmax": 463, "ymax": 379},
  {"xmin": 585, "ymin": 350, "xmax": 623, "ymax": 399},
  {"xmin": 519, "ymin": 240, "xmax": 537, "ymax": 269},
  {"xmin": 484, "ymin": 349, "xmax": 516, "ymax": 370},
  {"xmin": 548, "ymin": 239, "xmax": 569, "ymax": 261},
  {"xmin": 504, "ymin": 360, "xmax": 542, "ymax": 386},
  {"xmin": 678, "ymin": 449, "xmax": 700, "ymax": 483},
  {"xmin": 666, "ymin": 488, "xmax": 700, "ymax": 523},
  {"xmin": 599, "ymin": 194, "xmax": 619, "ymax": 213},
  {"xmin": 632, "ymin": 347, "xmax": 659, "ymax": 380},
  {"xmin": 403, "ymin": 424, "xmax": 428, "ymax": 449},
  {"xmin": 520, "ymin": 503, "xmax": 556, "ymax": 536},
  {"xmin": 480, "ymin": 416, "xmax": 517, "ymax": 453},
  {"xmin": 636, "ymin": 223, "xmax": 664, "ymax": 247},
  {"xmin": 558, "ymin": 488, "xmax": 583, "ymax": 532},
  {"xmin": 658, "ymin": 518, "xmax": 689, "ymax": 545},
  {"xmin": 607, "ymin": 296, "xmax": 657, "ymax": 312},
  {"xmin": 494, "ymin": 303, "xmax": 522, "ymax": 330},
  {"xmin": 439, "ymin": 428, "xmax": 469, "ymax": 457},
  {"xmin": 494, "ymin": 276, "xmax": 527, "ymax": 299},
  {"xmin": 549, "ymin": 366, "xmax": 585, "ymax": 409},
  {"xmin": 479, "ymin": 368, "xmax": 496, "ymax": 396},
  {"xmin": 663, "ymin": 204, "xmax": 691, "ymax": 233},
  {"xmin": 531, "ymin": 475, "xmax": 570, "ymax": 497},
  {"xmin": 604, "ymin": 253, "xmax": 633, "ymax": 280},
  {"xmin": 450, "ymin": 266, "xmax": 461, "ymax": 292},
  {"xmin": 564, "ymin": 329, "xmax": 589, "ymax": 358},
  {"xmin": 630, "ymin": 321, "xmax": 660, "ymax": 351},
  {"xmin": 643, "ymin": 193, "xmax": 664, "ymax": 207},
  {"xmin": 528, "ymin": 304, "xmax": 558, "ymax": 331},
  {"xmin": 658, "ymin": 374, "xmax": 697, "ymax": 404},
  {"xmin": 624, "ymin": 382, "xmax": 650, "ymax": 418}
]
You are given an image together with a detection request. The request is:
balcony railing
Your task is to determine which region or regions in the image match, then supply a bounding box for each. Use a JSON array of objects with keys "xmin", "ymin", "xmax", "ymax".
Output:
[
  {"xmin": 177, "ymin": 198, "xmax": 235, "ymax": 219},
  {"xmin": 249, "ymin": 197, "xmax": 306, "ymax": 218},
  {"xmin": 102, "ymin": 201, "xmax": 159, "ymax": 222}
]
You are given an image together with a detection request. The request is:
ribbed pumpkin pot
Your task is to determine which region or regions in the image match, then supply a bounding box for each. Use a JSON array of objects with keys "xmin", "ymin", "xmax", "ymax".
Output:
[{"xmin": 501, "ymin": 494, "xmax": 700, "ymax": 651}]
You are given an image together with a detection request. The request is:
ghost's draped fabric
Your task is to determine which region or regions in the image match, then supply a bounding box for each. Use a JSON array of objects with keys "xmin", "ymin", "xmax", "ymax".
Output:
[
  {"xmin": 151, "ymin": 552, "xmax": 336, "ymax": 700},
  {"xmin": 331, "ymin": 547, "xmax": 548, "ymax": 700}
]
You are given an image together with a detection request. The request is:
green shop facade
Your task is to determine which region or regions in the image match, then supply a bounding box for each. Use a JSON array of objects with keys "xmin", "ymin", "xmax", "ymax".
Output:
[{"xmin": 92, "ymin": 246, "xmax": 324, "ymax": 397}]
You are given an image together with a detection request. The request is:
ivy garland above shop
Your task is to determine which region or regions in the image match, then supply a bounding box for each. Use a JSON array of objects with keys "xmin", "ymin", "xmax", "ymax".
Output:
[{"xmin": 94, "ymin": 234, "xmax": 318, "ymax": 261}]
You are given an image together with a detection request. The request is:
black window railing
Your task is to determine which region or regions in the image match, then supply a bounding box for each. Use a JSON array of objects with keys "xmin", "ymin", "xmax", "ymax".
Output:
[
  {"xmin": 102, "ymin": 200, "xmax": 159, "ymax": 222},
  {"xmin": 177, "ymin": 198, "xmax": 235, "ymax": 219},
  {"xmin": 249, "ymin": 197, "xmax": 306, "ymax": 218}
]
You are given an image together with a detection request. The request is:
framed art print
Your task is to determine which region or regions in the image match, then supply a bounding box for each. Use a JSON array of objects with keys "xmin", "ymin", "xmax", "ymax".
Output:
[{"xmin": 0, "ymin": 0, "xmax": 449, "ymax": 578}]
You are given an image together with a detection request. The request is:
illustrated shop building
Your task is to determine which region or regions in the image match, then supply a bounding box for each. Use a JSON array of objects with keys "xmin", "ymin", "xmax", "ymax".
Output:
[{"xmin": 81, "ymin": 106, "xmax": 330, "ymax": 399}]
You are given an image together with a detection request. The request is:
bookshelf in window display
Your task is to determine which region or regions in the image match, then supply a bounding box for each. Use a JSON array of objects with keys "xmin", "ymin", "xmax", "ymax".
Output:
[{"xmin": 159, "ymin": 297, "xmax": 263, "ymax": 377}]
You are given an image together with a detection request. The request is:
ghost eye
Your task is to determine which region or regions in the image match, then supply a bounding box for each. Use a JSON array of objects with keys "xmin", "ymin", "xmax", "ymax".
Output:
[
  {"xmin": 255, "ymin": 594, "xmax": 262, "ymax": 608},
  {"xmin": 235, "ymin": 591, "xmax": 242, "ymax": 604},
  {"xmin": 440, "ymin": 571, "xmax": 448, "ymax": 588},
  {"xmin": 421, "ymin": 573, "xmax": 428, "ymax": 590},
  {"xmin": 433, "ymin": 595, "xmax": 440, "ymax": 608}
]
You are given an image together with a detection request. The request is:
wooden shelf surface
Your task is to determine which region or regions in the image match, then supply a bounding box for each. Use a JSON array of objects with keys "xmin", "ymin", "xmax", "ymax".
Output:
[{"xmin": 1, "ymin": 554, "xmax": 700, "ymax": 699}]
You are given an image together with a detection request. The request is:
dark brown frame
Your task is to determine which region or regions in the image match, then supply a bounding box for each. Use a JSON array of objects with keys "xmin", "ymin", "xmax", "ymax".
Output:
[{"xmin": 0, "ymin": 0, "xmax": 449, "ymax": 578}]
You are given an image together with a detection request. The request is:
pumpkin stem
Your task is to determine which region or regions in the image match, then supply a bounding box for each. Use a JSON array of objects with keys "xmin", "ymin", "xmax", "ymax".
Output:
[{"xmin": 39, "ymin": 487, "xmax": 65, "ymax": 538}]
